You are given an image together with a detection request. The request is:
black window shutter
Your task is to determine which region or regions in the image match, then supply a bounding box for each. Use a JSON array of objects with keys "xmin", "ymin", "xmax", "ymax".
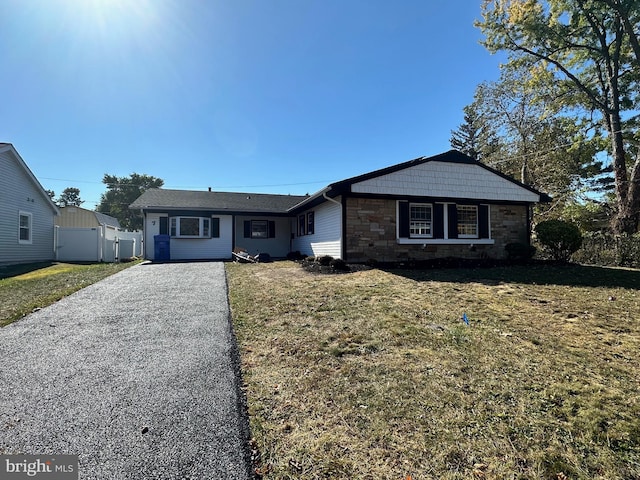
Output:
[
  {"xmin": 433, "ymin": 204, "xmax": 444, "ymax": 239},
  {"xmin": 479, "ymin": 205, "xmax": 489, "ymax": 238},
  {"xmin": 269, "ymin": 221, "xmax": 276, "ymax": 238},
  {"xmin": 398, "ymin": 201, "xmax": 409, "ymax": 238},
  {"xmin": 448, "ymin": 204, "xmax": 458, "ymax": 239},
  {"xmin": 159, "ymin": 217, "xmax": 168, "ymax": 235},
  {"xmin": 244, "ymin": 220, "xmax": 251, "ymax": 238},
  {"xmin": 212, "ymin": 218, "xmax": 220, "ymax": 238}
]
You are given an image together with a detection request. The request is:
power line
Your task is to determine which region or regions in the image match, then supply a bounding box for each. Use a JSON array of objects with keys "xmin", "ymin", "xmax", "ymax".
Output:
[{"xmin": 39, "ymin": 177, "xmax": 333, "ymax": 189}]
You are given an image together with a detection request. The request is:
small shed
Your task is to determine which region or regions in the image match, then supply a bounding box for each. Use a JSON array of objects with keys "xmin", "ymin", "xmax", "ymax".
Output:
[
  {"xmin": 55, "ymin": 207, "xmax": 142, "ymax": 262},
  {"xmin": 56, "ymin": 206, "xmax": 121, "ymax": 230}
]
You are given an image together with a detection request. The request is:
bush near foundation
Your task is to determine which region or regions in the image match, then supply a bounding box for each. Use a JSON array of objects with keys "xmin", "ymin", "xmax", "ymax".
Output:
[{"xmin": 534, "ymin": 220, "xmax": 582, "ymax": 262}]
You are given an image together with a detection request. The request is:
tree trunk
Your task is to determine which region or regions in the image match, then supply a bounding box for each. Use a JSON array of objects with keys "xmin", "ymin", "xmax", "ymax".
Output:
[
  {"xmin": 617, "ymin": 154, "xmax": 640, "ymax": 233},
  {"xmin": 609, "ymin": 112, "xmax": 639, "ymax": 233}
]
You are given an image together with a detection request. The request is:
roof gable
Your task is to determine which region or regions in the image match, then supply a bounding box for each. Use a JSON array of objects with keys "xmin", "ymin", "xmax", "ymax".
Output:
[
  {"xmin": 333, "ymin": 150, "xmax": 547, "ymax": 203},
  {"xmin": 0, "ymin": 143, "xmax": 59, "ymax": 214}
]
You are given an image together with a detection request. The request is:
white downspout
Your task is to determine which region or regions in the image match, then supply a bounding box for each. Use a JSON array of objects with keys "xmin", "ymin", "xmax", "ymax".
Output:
[{"xmin": 322, "ymin": 191, "xmax": 341, "ymax": 206}]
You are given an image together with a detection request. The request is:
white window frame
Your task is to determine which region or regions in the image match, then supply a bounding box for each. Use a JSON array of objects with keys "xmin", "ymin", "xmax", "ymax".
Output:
[
  {"xmin": 170, "ymin": 217, "xmax": 211, "ymax": 238},
  {"xmin": 18, "ymin": 211, "xmax": 32, "ymax": 244},
  {"xmin": 409, "ymin": 203, "xmax": 433, "ymax": 238},
  {"xmin": 457, "ymin": 205, "xmax": 478, "ymax": 239}
]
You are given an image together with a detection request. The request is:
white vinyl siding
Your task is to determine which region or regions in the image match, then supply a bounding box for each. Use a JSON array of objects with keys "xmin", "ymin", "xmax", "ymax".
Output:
[
  {"xmin": 352, "ymin": 161, "xmax": 540, "ymax": 203},
  {"xmin": 292, "ymin": 198, "xmax": 342, "ymax": 259}
]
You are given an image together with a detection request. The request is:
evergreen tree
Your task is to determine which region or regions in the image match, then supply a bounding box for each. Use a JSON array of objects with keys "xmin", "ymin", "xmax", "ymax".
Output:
[{"xmin": 57, "ymin": 187, "xmax": 84, "ymax": 207}]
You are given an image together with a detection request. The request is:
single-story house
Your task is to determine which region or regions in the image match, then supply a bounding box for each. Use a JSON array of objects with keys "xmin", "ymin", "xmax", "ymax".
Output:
[
  {"xmin": 130, "ymin": 150, "xmax": 549, "ymax": 262},
  {"xmin": 0, "ymin": 143, "xmax": 59, "ymax": 266}
]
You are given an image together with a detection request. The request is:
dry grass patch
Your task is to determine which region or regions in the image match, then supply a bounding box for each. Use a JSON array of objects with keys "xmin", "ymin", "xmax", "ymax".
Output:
[
  {"xmin": 227, "ymin": 261, "xmax": 640, "ymax": 479},
  {"xmin": 0, "ymin": 261, "xmax": 141, "ymax": 327}
]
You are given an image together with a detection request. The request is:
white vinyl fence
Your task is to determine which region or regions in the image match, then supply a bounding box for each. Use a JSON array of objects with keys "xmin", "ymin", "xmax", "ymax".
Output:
[{"xmin": 55, "ymin": 226, "xmax": 143, "ymax": 263}]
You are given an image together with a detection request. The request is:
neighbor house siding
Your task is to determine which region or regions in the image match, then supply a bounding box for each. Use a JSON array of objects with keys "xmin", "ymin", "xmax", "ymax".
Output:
[
  {"xmin": 344, "ymin": 197, "xmax": 529, "ymax": 263},
  {"xmin": 292, "ymin": 197, "xmax": 342, "ymax": 258},
  {"xmin": 0, "ymin": 150, "xmax": 56, "ymax": 265}
]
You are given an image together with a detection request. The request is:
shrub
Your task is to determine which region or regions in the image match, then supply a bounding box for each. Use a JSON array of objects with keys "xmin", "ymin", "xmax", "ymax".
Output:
[
  {"xmin": 317, "ymin": 255, "xmax": 334, "ymax": 266},
  {"xmin": 287, "ymin": 251, "xmax": 305, "ymax": 261},
  {"xmin": 573, "ymin": 232, "xmax": 640, "ymax": 267},
  {"xmin": 534, "ymin": 220, "xmax": 583, "ymax": 262},
  {"xmin": 330, "ymin": 258, "xmax": 349, "ymax": 271},
  {"xmin": 505, "ymin": 242, "xmax": 536, "ymax": 261}
]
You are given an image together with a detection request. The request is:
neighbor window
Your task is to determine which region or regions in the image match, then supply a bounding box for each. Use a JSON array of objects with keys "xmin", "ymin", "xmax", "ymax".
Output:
[
  {"xmin": 410, "ymin": 204, "xmax": 432, "ymax": 237},
  {"xmin": 457, "ymin": 205, "xmax": 478, "ymax": 238},
  {"xmin": 170, "ymin": 217, "xmax": 211, "ymax": 238},
  {"xmin": 18, "ymin": 211, "xmax": 32, "ymax": 244}
]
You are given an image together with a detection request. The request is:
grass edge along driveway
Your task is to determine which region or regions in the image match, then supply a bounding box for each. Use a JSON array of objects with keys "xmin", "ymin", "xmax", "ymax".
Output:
[
  {"xmin": 227, "ymin": 261, "xmax": 640, "ymax": 480},
  {"xmin": 0, "ymin": 261, "xmax": 141, "ymax": 327}
]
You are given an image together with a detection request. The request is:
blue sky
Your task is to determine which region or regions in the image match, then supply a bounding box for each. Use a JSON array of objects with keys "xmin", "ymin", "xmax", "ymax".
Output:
[{"xmin": 1, "ymin": 0, "xmax": 503, "ymax": 209}]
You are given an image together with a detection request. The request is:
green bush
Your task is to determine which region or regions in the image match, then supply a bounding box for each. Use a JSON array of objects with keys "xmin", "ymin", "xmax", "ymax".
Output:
[
  {"xmin": 534, "ymin": 220, "xmax": 583, "ymax": 262},
  {"xmin": 573, "ymin": 232, "xmax": 640, "ymax": 267}
]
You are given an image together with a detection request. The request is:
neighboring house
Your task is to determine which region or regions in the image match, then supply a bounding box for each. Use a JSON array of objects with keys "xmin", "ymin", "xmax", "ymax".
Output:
[
  {"xmin": 130, "ymin": 150, "xmax": 549, "ymax": 262},
  {"xmin": 0, "ymin": 143, "xmax": 59, "ymax": 265},
  {"xmin": 56, "ymin": 206, "xmax": 121, "ymax": 230}
]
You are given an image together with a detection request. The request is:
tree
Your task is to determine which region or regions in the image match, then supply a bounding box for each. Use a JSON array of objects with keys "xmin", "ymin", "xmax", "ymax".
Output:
[
  {"xmin": 57, "ymin": 187, "xmax": 84, "ymax": 207},
  {"xmin": 450, "ymin": 104, "xmax": 499, "ymax": 161},
  {"xmin": 467, "ymin": 66, "xmax": 610, "ymax": 217},
  {"xmin": 96, "ymin": 173, "xmax": 164, "ymax": 231},
  {"xmin": 478, "ymin": 0, "xmax": 640, "ymax": 233},
  {"xmin": 46, "ymin": 190, "xmax": 56, "ymax": 200}
]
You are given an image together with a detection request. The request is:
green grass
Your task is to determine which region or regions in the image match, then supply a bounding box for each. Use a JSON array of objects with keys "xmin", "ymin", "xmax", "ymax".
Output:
[
  {"xmin": 227, "ymin": 261, "xmax": 640, "ymax": 480},
  {"xmin": 0, "ymin": 261, "xmax": 141, "ymax": 327}
]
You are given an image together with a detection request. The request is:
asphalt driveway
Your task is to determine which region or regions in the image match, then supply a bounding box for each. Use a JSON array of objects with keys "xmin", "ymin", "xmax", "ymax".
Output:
[{"xmin": 0, "ymin": 262, "xmax": 251, "ymax": 479}]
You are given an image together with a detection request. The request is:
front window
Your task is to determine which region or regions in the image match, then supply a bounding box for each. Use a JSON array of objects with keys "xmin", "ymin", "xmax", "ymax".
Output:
[
  {"xmin": 252, "ymin": 220, "xmax": 268, "ymax": 238},
  {"xmin": 410, "ymin": 204, "xmax": 432, "ymax": 237},
  {"xmin": 170, "ymin": 217, "xmax": 211, "ymax": 238},
  {"xmin": 19, "ymin": 211, "xmax": 32, "ymax": 244},
  {"xmin": 457, "ymin": 205, "xmax": 478, "ymax": 238}
]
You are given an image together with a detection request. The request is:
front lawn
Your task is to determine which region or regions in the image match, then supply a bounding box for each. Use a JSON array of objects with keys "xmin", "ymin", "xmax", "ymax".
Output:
[
  {"xmin": 0, "ymin": 261, "xmax": 141, "ymax": 327},
  {"xmin": 226, "ymin": 261, "xmax": 640, "ymax": 479}
]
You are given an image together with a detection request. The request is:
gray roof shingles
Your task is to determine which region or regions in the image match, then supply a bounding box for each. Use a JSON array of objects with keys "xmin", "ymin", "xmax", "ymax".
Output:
[{"xmin": 130, "ymin": 189, "xmax": 308, "ymax": 214}]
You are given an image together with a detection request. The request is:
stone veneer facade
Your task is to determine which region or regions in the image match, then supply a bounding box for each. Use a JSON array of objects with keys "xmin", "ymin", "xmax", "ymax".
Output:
[{"xmin": 344, "ymin": 197, "xmax": 530, "ymax": 263}]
